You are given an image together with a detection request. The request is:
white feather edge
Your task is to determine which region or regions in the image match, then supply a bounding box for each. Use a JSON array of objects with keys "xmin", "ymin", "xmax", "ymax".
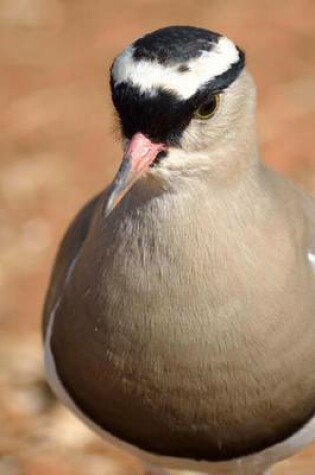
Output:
[
  {"xmin": 111, "ymin": 36, "xmax": 240, "ymax": 100},
  {"xmin": 44, "ymin": 252, "xmax": 315, "ymax": 474},
  {"xmin": 308, "ymin": 252, "xmax": 315, "ymax": 267}
]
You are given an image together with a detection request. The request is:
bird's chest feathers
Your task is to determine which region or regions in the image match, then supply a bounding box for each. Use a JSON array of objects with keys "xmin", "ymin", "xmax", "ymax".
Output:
[{"xmin": 87, "ymin": 187, "xmax": 297, "ymax": 323}]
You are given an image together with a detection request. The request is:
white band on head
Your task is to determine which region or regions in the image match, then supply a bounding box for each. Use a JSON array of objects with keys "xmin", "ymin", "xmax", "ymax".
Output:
[{"xmin": 111, "ymin": 36, "xmax": 240, "ymax": 100}]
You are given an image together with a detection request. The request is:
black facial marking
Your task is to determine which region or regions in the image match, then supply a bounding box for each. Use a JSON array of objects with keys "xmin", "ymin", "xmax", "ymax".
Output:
[
  {"xmin": 177, "ymin": 64, "xmax": 190, "ymax": 73},
  {"xmin": 111, "ymin": 79, "xmax": 194, "ymax": 146},
  {"xmin": 110, "ymin": 45, "xmax": 245, "ymax": 147},
  {"xmin": 111, "ymin": 26, "xmax": 245, "ymax": 151},
  {"xmin": 133, "ymin": 26, "xmax": 220, "ymax": 65}
]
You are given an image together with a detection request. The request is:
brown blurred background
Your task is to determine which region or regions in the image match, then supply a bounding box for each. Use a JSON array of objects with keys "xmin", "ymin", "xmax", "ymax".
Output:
[{"xmin": 0, "ymin": 0, "xmax": 314, "ymax": 474}]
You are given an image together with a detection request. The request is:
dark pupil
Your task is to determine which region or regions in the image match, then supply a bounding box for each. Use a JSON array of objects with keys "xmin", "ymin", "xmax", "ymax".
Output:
[{"xmin": 198, "ymin": 96, "xmax": 216, "ymax": 116}]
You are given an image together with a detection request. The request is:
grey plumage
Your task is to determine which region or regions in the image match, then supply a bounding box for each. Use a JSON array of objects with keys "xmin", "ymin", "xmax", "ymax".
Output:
[{"xmin": 43, "ymin": 26, "xmax": 315, "ymax": 475}]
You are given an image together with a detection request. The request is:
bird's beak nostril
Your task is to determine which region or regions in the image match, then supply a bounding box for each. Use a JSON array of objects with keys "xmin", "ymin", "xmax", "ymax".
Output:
[{"xmin": 105, "ymin": 133, "xmax": 167, "ymax": 217}]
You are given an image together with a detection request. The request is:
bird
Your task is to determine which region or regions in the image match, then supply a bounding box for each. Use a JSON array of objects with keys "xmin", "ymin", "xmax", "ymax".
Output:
[{"xmin": 43, "ymin": 25, "xmax": 315, "ymax": 475}]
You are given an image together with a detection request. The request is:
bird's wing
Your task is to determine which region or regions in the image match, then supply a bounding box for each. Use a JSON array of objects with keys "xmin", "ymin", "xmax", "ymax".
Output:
[{"xmin": 42, "ymin": 193, "xmax": 101, "ymax": 337}]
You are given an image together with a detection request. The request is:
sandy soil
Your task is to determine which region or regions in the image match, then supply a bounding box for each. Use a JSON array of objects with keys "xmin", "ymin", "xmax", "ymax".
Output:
[{"xmin": 0, "ymin": 0, "xmax": 314, "ymax": 473}]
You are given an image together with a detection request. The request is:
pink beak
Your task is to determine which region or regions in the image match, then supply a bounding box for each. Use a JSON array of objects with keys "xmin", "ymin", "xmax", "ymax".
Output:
[{"xmin": 105, "ymin": 133, "xmax": 167, "ymax": 217}]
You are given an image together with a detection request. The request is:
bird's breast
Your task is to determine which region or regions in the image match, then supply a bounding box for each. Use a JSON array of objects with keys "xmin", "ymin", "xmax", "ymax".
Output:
[{"xmin": 49, "ymin": 193, "xmax": 315, "ymax": 461}]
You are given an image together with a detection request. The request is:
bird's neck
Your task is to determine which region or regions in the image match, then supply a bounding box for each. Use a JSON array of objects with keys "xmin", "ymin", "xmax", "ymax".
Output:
[
  {"xmin": 100, "ymin": 158, "xmax": 268, "ymax": 285},
  {"xmin": 127, "ymin": 146, "xmax": 262, "ymax": 226},
  {"xmin": 148, "ymin": 113, "xmax": 259, "ymax": 192}
]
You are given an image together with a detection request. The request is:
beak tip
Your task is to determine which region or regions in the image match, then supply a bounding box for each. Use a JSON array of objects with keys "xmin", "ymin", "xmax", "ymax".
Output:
[{"xmin": 104, "ymin": 133, "xmax": 166, "ymax": 219}]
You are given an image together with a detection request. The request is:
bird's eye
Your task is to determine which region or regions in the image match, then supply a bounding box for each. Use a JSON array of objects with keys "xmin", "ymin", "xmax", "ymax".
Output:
[{"xmin": 194, "ymin": 94, "xmax": 220, "ymax": 120}]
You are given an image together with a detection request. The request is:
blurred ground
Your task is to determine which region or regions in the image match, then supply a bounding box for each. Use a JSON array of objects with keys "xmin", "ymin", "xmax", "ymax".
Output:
[{"xmin": 0, "ymin": 0, "xmax": 314, "ymax": 474}]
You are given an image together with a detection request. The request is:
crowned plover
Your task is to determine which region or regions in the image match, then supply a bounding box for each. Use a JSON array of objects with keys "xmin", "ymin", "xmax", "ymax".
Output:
[{"xmin": 43, "ymin": 26, "xmax": 315, "ymax": 475}]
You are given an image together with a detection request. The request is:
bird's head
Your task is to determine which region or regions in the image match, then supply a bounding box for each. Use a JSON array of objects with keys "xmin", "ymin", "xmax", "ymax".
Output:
[{"xmin": 106, "ymin": 26, "xmax": 257, "ymax": 215}]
